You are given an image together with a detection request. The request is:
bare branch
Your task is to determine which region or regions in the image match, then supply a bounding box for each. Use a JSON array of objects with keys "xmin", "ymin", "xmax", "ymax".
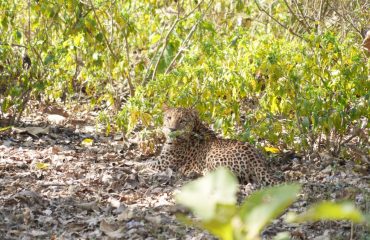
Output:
[
  {"xmin": 89, "ymin": 0, "xmax": 135, "ymax": 97},
  {"xmin": 282, "ymin": 0, "xmax": 311, "ymax": 32},
  {"xmin": 143, "ymin": 27, "xmax": 167, "ymax": 82},
  {"xmin": 180, "ymin": 0, "xmax": 204, "ymax": 20},
  {"xmin": 148, "ymin": 0, "xmax": 208, "ymax": 83},
  {"xmin": 0, "ymin": 42, "xmax": 27, "ymax": 48},
  {"xmin": 27, "ymin": 0, "xmax": 31, "ymax": 46},
  {"xmin": 254, "ymin": 0, "xmax": 307, "ymax": 41},
  {"xmin": 89, "ymin": 0, "xmax": 118, "ymax": 60},
  {"xmin": 327, "ymin": 1, "xmax": 362, "ymax": 36},
  {"xmin": 30, "ymin": 46, "xmax": 44, "ymax": 65},
  {"xmin": 292, "ymin": 0, "xmax": 312, "ymax": 30},
  {"xmin": 151, "ymin": 18, "xmax": 180, "ymax": 82},
  {"xmin": 123, "ymin": 33, "xmax": 135, "ymax": 97},
  {"xmin": 165, "ymin": 0, "xmax": 213, "ymax": 74}
]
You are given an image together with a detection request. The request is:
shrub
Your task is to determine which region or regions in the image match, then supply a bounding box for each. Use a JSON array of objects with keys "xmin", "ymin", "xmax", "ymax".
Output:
[{"xmin": 119, "ymin": 31, "xmax": 369, "ymax": 154}]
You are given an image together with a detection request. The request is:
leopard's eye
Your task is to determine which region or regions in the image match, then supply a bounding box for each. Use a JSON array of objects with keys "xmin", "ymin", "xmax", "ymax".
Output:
[
  {"xmin": 167, "ymin": 116, "xmax": 172, "ymax": 120},
  {"xmin": 179, "ymin": 119, "xmax": 186, "ymax": 123}
]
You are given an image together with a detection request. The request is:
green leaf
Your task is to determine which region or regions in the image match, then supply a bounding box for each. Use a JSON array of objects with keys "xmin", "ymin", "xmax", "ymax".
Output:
[
  {"xmin": 239, "ymin": 184, "xmax": 301, "ymax": 239},
  {"xmin": 167, "ymin": 130, "xmax": 183, "ymax": 139},
  {"xmin": 15, "ymin": 30, "xmax": 22, "ymax": 40},
  {"xmin": 202, "ymin": 207, "xmax": 236, "ymax": 240},
  {"xmin": 44, "ymin": 54, "xmax": 55, "ymax": 65},
  {"xmin": 175, "ymin": 167, "xmax": 238, "ymax": 220},
  {"xmin": 140, "ymin": 112, "xmax": 152, "ymax": 127},
  {"xmin": 157, "ymin": 42, "xmax": 177, "ymax": 74},
  {"xmin": 81, "ymin": 138, "xmax": 94, "ymax": 146},
  {"xmin": 270, "ymin": 96, "xmax": 279, "ymax": 113},
  {"xmin": 286, "ymin": 201, "xmax": 365, "ymax": 223},
  {"xmin": 177, "ymin": 208, "xmax": 235, "ymax": 240},
  {"xmin": 1, "ymin": 16, "xmax": 8, "ymax": 28},
  {"xmin": 150, "ymin": 33, "xmax": 161, "ymax": 45},
  {"xmin": 95, "ymin": 32, "xmax": 104, "ymax": 42},
  {"xmin": 264, "ymin": 146, "xmax": 280, "ymax": 153},
  {"xmin": 35, "ymin": 162, "xmax": 49, "ymax": 170},
  {"xmin": 0, "ymin": 126, "xmax": 12, "ymax": 132}
]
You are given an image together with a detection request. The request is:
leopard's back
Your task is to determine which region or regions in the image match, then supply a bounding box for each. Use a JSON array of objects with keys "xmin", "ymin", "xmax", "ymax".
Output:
[{"xmin": 204, "ymin": 139, "xmax": 276, "ymax": 185}]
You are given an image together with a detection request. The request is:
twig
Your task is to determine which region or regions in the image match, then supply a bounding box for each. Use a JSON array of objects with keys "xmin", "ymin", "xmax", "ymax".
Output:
[
  {"xmin": 89, "ymin": 0, "xmax": 118, "ymax": 60},
  {"xmin": 15, "ymin": 88, "xmax": 31, "ymax": 124},
  {"xmin": 89, "ymin": 0, "xmax": 135, "ymax": 97},
  {"xmin": 110, "ymin": 0, "xmax": 115, "ymax": 43},
  {"xmin": 0, "ymin": 42, "xmax": 27, "ymax": 48},
  {"xmin": 164, "ymin": 23, "xmax": 197, "ymax": 74},
  {"xmin": 254, "ymin": 0, "xmax": 307, "ymax": 41},
  {"xmin": 327, "ymin": 1, "xmax": 362, "ymax": 36},
  {"xmin": 123, "ymin": 32, "xmax": 135, "ymax": 97},
  {"xmin": 346, "ymin": 144, "xmax": 370, "ymax": 164},
  {"xmin": 39, "ymin": 183, "xmax": 68, "ymax": 187},
  {"xmin": 180, "ymin": 0, "xmax": 204, "ymax": 20},
  {"xmin": 149, "ymin": 0, "xmax": 207, "ymax": 83},
  {"xmin": 143, "ymin": 25, "xmax": 167, "ymax": 82},
  {"xmin": 282, "ymin": 0, "xmax": 310, "ymax": 32},
  {"xmin": 341, "ymin": 128, "xmax": 361, "ymax": 145},
  {"xmin": 165, "ymin": 0, "xmax": 213, "ymax": 74},
  {"xmin": 292, "ymin": 0, "xmax": 312, "ymax": 30},
  {"xmin": 149, "ymin": 0, "xmax": 182, "ymax": 82},
  {"xmin": 315, "ymin": 0, "xmax": 327, "ymax": 34},
  {"xmin": 151, "ymin": 18, "xmax": 180, "ymax": 82},
  {"xmin": 28, "ymin": 0, "xmax": 31, "ymax": 46},
  {"xmin": 30, "ymin": 45, "xmax": 44, "ymax": 66}
]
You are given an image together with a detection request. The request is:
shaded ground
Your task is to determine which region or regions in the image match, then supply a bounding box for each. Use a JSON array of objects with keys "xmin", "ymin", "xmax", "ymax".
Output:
[{"xmin": 0, "ymin": 105, "xmax": 369, "ymax": 239}]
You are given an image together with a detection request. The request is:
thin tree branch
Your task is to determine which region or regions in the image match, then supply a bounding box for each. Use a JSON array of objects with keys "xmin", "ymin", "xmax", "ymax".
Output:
[
  {"xmin": 123, "ymin": 32, "xmax": 135, "ymax": 97},
  {"xmin": 164, "ymin": 22, "xmax": 198, "ymax": 74},
  {"xmin": 0, "ymin": 42, "xmax": 27, "ymax": 48},
  {"xmin": 151, "ymin": 17, "xmax": 180, "ymax": 82},
  {"xmin": 0, "ymin": 42, "xmax": 43, "ymax": 66},
  {"xmin": 254, "ymin": 0, "xmax": 307, "ymax": 42},
  {"xmin": 180, "ymin": 0, "xmax": 204, "ymax": 20},
  {"xmin": 147, "ymin": 0, "xmax": 207, "ymax": 84},
  {"xmin": 327, "ymin": 1, "xmax": 362, "ymax": 36},
  {"xmin": 28, "ymin": 0, "xmax": 31, "ymax": 46},
  {"xmin": 316, "ymin": 0, "xmax": 325, "ymax": 33},
  {"xmin": 89, "ymin": 0, "xmax": 118, "ymax": 60},
  {"xmin": 89, "ymin": 0, "xmax": 135, "ymax": 97},
  {"xmin": 30, "ymin": 45, "xmax": 44, "ymax": 65},
  {"xmin": 282, "ymin": 0, "xmax": 310, "ymax": 32},
  {"xmin": 143, "ymin": 27, "xmax": 167, "ymax": 82},
  {"xmin": 165, "ymin": 0, "xmax": 213, "ymax": 74},
  {"xmin": 292, "ymin": 0, "xmax": 312, "ymax": 30}
]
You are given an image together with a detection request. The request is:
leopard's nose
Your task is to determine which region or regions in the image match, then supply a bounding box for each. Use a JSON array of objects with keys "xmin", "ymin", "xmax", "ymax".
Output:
[{"xmin": 169, "ymin": 127, "xmax": 176, "ymax": 132}]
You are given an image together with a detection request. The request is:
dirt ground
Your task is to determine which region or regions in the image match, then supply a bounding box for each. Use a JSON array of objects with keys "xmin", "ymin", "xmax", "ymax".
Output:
[{"xmin": 0, "ymin": 105, "xmax": 369, "ymax": 239}]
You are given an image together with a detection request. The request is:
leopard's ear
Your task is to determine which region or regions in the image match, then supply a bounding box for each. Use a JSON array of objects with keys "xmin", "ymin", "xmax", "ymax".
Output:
[
  {"xmin": 190, "ymin": 108, "xmax": 200, "ymax": 119},
  {"xmin": 162, "ymin": 103, "xmax": 170, "ymax": 111}
]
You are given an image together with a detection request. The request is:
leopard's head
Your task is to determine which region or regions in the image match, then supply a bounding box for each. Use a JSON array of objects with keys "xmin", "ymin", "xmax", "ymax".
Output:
[{"xmin": 162, "ymin": 107, "xmax": 198, "ymax": 143}]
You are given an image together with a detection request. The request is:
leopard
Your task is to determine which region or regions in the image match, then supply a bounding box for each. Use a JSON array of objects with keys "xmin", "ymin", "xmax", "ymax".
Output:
[{"xmin": 146, "ymin": 107, "xmax": 277, "ymax": 186}]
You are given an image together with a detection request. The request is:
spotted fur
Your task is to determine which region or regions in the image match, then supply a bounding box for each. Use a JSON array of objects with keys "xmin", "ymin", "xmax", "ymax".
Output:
[{"xmin": 149, "ymin": 107, "xmax": 277, "ymax": 186}]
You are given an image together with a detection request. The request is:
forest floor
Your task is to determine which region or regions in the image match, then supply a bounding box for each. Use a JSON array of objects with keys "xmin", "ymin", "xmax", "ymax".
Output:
[{"xmin": 0, "ymin": 103, "xmax": 369, "ymax": 240}]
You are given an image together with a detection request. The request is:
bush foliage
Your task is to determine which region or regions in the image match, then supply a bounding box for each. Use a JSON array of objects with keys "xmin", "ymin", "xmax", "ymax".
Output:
[
  {"xmin": 0, "ymin": 0, "xmax": 369, "ymax": 154},
  {"xmin": 121, "ymin": 31, "xmax": 369, "ymax": 153}
]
